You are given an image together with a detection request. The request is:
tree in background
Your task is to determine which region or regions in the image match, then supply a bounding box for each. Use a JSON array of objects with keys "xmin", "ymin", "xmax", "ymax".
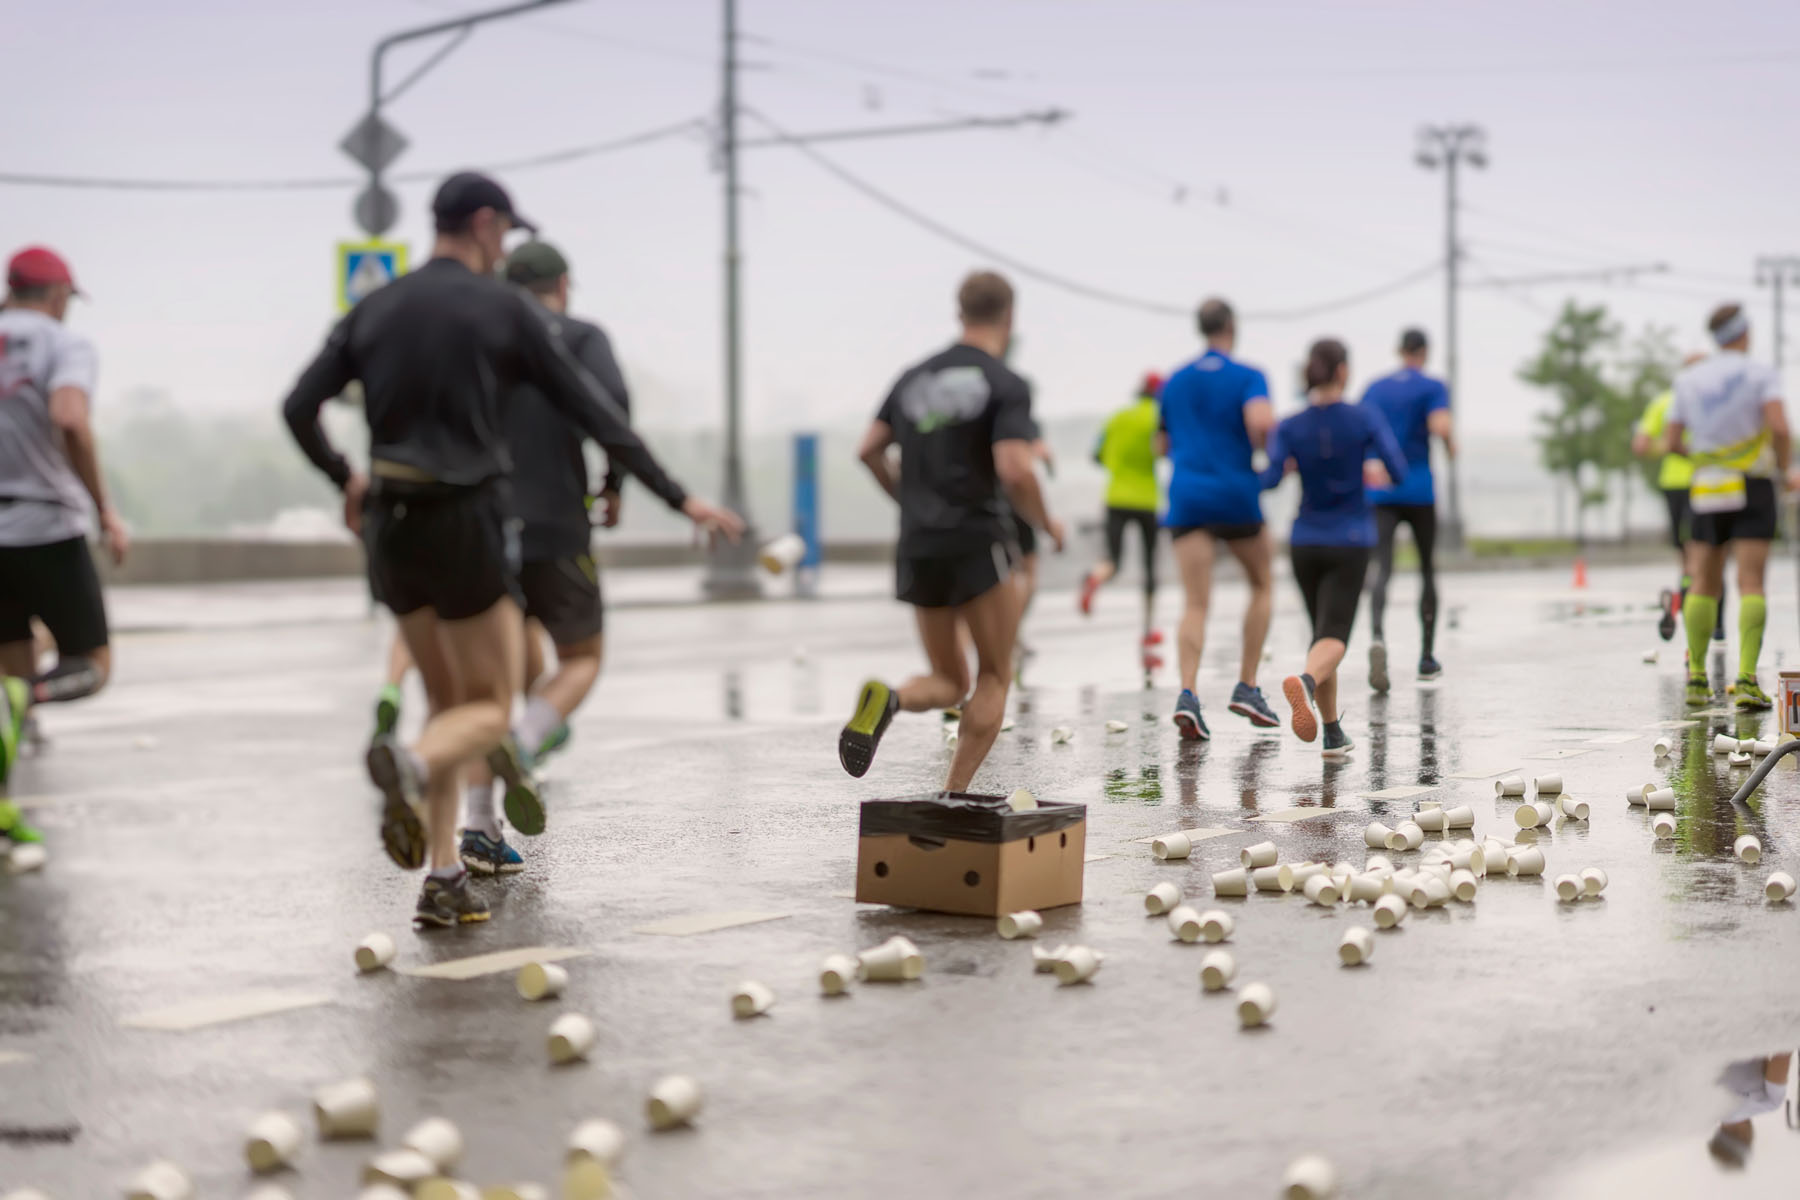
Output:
[{"xmin": 1614, "ymin": 324, "xmax": 1680, "ymax": 538}]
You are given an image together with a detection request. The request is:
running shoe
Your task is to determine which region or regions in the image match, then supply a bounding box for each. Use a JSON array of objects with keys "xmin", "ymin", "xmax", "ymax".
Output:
[
  {"xmin": 373, "ymin": 682, "xmax": 402, "ymax": 740},
  {"xmin": 460, "ymin": 828, "xmax": 525, "ymax": 876},
  {"xmin": 1322, "ymin": 722, "xmax": 1355, "ymax": 758},
  {"xmin": 941, "ymin": 707, "xmax": 961, "ymax": 724},
  {"xmin": 1079, "ymin": 571, "xmax": 1102, "ymax": 616},
  {"xmin": 1228, "ymin": 682, "xmax": 1280, "ymax": 728},
  {"xmin": 1657, "ymin": 589, "xmax": 1678, "ymax": 642},
  {"xmin": 413, "ymin": 871, "xmax": 491, "ymax": 930},
  {"xmin": 0, "ymin": 676, "xmax": 25, "ymax": 787},
  {"xmin": 1368, "ymin": 641, "xmax": 1390, "ymax": 695},
  {"xmin": 529, "ymin": 721, "xmax": 572, "ymax": 767},
  {"xmin": 840, "ymin": 680, "xmax": 899, "ymax": 778},
  {"xmin": 1735, "ymin": 678, "xmax": 1774, "ymax": 711},
  {"xmin": 1684, "ymin": 675, "xmax": 1712, "ymax": 708},
  {"xmin": 0, "ymin": 800, "xmax": 44, "ymax": 845},
  {"xmin": 365, "ymin": 735, "xmax": 427, "ymax": 871},
  {"xmin": 1172, "ymin": 689, "xmax": 1210, "ymax": 741},
  {"xmin": 487, "ymin": 736, "xmax": 545, "ymax": 837},
  {"xmin": 1418, "ymin": 656, "xmax": 1443, "ymax": 682},
  {"xmin": 1282, "ymin": 674, "xmax": 1319, "ymax": 743}
]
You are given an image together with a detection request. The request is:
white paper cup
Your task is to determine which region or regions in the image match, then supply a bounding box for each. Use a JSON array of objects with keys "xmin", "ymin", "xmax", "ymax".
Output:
[
  {"xmin": 730, "ymin": 981, "xmax": 776, "ymax": 1018},
  {"xmin": 1753, "ymin": 740, "xmax": 1776, "ymax": 756},
  {"xmin": 1287, "ymin": 862, "xmax": 1327, "ymax": 887},
  {"xmin": 1386, "ymin": 822, "xmax": 1425, "ymax": 852},
  {"xmin": 4, "ymin": 843, "xmax": 46, "ymax": 875},
  {"xmin": 1302, "ymin": 875, "xmax": 1340, "ymax": 907},
  {"xmin": 517, "ymin": 962, "xmax": 569, "ymax": 1002},
  {"xmin": 1364, "ymin": 821, "xmax": 1394, "ymax": 849},
  {"xmin": 1644, "ymin": 788, "xmax": 1677, "ymax": 811},
  {"xmin": 1735, "ymin": 835, "xmax": 1762, "ymax": 864},
  {"xmin": 244, "ymin": 1186, "xmax": 298, "ymax": 1200},
  {"xmin": 354, "ymin": 933, "xmax": 396, "ymax": 973},
  {"xmin": 1414, "ymin": 808, "xmax": 1447, "ymax": 832},
  {"xmin": 1145, "ymin": 881, "xmax": 1183, "ymax": 914},
  {"xmin": 1581, "ymin": 867, "xmax": 1608, "ymax": 897},
  {"xmin": 997, "ymin": 910, "xmax": 1043, "ymax": 939},
  {"xmin": 1198, "ymin": 949, "xmax": 1236, "ymax": 991},
  {"xmin": 558, "ymin": 1162, "xmax": 609, "ymax": 1200},
  {"xmin": 1281, "ymin": 1154, "xmax": 1339, "ymax": 1200},
  {"xmin": 1365, "ymin": 854, "xmax": 1394, "ymax": 874},
  {"xmin": 1653, "ymin": 736, "xmax": 1673, "ymax": 757},
  {"xmin": 1449, "ymin": 869, "xmax": 1478, "ymax": 902},
  {"xmin": 945, "ymin": 731, "xmax": 959, "ymax": 749},
  {"xmin": 1251, "ymin": 864, "xmax": 1291, "ymax": 892},
  {"xmin": 1556, "ymin": 795, "xmax": 1590, "ymax": 821},
  {"xmin": 1495, "ymin": 775, "xmax": 1527, "ymax": 797},
  {"xmin": 1033, "ymin": 944, "xmax": 1071, "ymax": 973},
  {"xmin": 1199, "ymin": 909, "xmax": 1234, "ymax": 943},
  {"xmin": 1167, "ymin": 904, "xmax": 1204, "ymax": 943},
  {"xmin": 1054, "ymin": 946, "xmax": 1103, "ymax": 985},
  {"xmin": 126, "ymin": 1161, "xmax": 192, "ymax": 1200},
  {"xmin": 1338, "ymin": 926, "xmax": 1374, "ymax": 967},
  {"xmin": 1652, "ymin": 812, "xmax": 1676, "ymax": 839},
  {"xmin": 313, "ymin": 1077, "xmax": 380, "ymax": 1139},
  {"xmin": 1105, "ymin": 719, "xmax": 1129, "ymax": 733},
  {"xmin": 1442, "ymin": 806, "xmax": 1475, "ymax": 829},
  {"xmin": 758, "ymin": 532, "xmax": 806, "ymax": 573},
  {"xmin": 1764, "ymin": 871, "xmax": 1796, "ymax": 902},
  {"xmin": 1421, "ymin": 876, "xmax": 1451, "ymax": 907},
  {"xmin": 647, "ymin": 1074, "xmax": 703, "ymax": 1130},
  {"xmin": 416, "ymin": 1183, "xmax": 482, "ymax": 1200},
  {"xmin": 396, "ymin": 1116, "xmax": 463, "ymax": 1172},
  {"xmin": 1729, "ymin": 751, "xmax": 1753, "ymax": 768},
  {"xmin": 1346, "ymin": 873, "xmax": 1385, "ymax": 904},
  {"xmin": 1237, "ymin": 982, "xmax": 1277, "ymax": 1028},
  {"xmin": 1240, "ymin": 841, "xmax": 1278, "ymax": 869},
  {"xmin": 1152, "ymin": 833, "xmax": 1192, "ymax": 860},
  {"xmin": 358, "ymin": 1188, "xmax": 410, "ymax": 1200},
  {"xmin": 1372, "ymin": 893, "xmax": 1408, "ymax": 928},
  {"xmin": 1554, "ymin": 873, "xmax": 1583, "ymax": 901},
  {"xmin": 1049, "ymin": 726, "xmax": 1074, "ymax": 745},
  {"xmin": 567, "ymin": 1117, "xmax": 628, "ymax": 1166},
  {"xmin": 362, "ymin": 1150, "xmax": 435, "ymax": 1189},
  {"xmin": 1212, "ymin": 867, "xmax": 1250, "ymax": 898},
  {"xmin": 1007, "ymin": 788, "xmax": 1036, "ymax": 811},
  {"xmin": 1507, "ymin": 846, "xmax": 1546, "ymax": 876},
  {"xmin": 857, "ymin": 936, "xmax": 924, "ymax": 981},
  {"xmin": 1514, "ymin": 801, "xmax": 1553, "ymax": 829},
  {"xmin": 1713, "ymin": 733, "xmax": 1737, "ymax": 755},
  {"xmin": 1643, "ymin": 648, "xmax": 1658, "ymax": 663},
  {"xmin": 1533, "ymin": 774, "xmax": 1563, "ymax": 796},
  {"xmin": 819, "ymin": 954, "xmax": 858, "ymax": 995},
  {"xmin": 548, "ymin": 1013, "xmax": 597, "ymax": 1065},
  {"xmin": 244, "ymin": 1111, "xmax": 304, "ymax": 1173}
]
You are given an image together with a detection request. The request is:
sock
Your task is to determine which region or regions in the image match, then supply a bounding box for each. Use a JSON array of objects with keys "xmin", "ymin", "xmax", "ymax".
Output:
[
  {"xmin": 463, "ymin": 781, "xmax": 500, "ymax": 838},
  {"xmin": 516, "ymin": 695, "xmax": 562, "ymax": 752},
  {"xmin": 429, "ymin": 864, "xmax": 465, "ymax": 882},
  {"xmin": 1739, "ymin": 594, "xmax": 1767, "ymax": 681},
  {"xmin": 31, "ymin": 657, "xmax": 104, "ymax": 704},
  {"xmin": 1683, "ymin": 594, "xmax": 1718, "ymax": 678}
]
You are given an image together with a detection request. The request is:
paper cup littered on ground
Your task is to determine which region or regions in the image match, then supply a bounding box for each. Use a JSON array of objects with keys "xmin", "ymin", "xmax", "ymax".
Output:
[
  {"xmin": 1449, "ymin": 869, "xmax": 1479, "ymax": 902},
  {"xmin": 313, "ymin": 1077, "xmax": 379, "ymax": 1140},
  {"xmin": 1054, "ymin": 946, "xmax": 1104, "ymax": 986},
  {"xmin": 1240, "ymin": 841, "xmax": 1278, "ymax": 869},
  {"xmin": 1419, "ymin": 876, "xmax": 1451, "ymax": 908},
  {"xmin": 1442, "ymin": 806, "xmax": 1475, "ymax": 829},
  {"xmin": 1287, "ymin": 862, "xmax": 1327, "ymax": 888},
  {"xmin": 1199, "ymin": 949, "xmax": 1236, "ymax": 992},
  {"xmin": 646, "ymin": 1074, "xmax": 703, "ymax": 1131},
  {"xmin": 1372, "ymin": 894, "xmax": 1408, "ymax": 929},
  {"xmin": 1414, "ymin": 808, "xmax": 1447, "ymax": 833},
  {"xmin": 819, "ymin": 954, "xmax": 858, "ymax": 995},
  {"xmin": 1514, "ymin": 801, "xmax": 1553, "ymax": 829},
  {"xmin": 1145, "ymin": 881, "xmax": 1183, "ymax": 914},
  {"xmin": 730, "ymin": 981, "xmax": 776, "ymax": 1018},
  {"xmin": 1735, "ymin": 835, "xmax": 1763, "ymax": 864},
  {"xmin": 1653, "ymin": 736, "xmax": 1673, "ymax": 757},
  {"xmin": 857, "ymin": 936, "xmax": 924, "ymax": 981},
  {"xmin": 517, "ymin": 962, "xmax": 569, "ymax": 1002},
  {"xmin": 1495, "ymin": 775, "xmax": 1527, "ymax": 797},
  {"xmin": 1236, "ymin": 982, "xmax": 1277, "ymax": 1029},
  {"xmin": 1033, "ymin": 944, "xmax": 1070, "ymax": 973},
  {"xmin": 1365, "ymin": 854, "xmax": 1394, "ymax": 874},
  {"xmin": 1365, "ymin": 821, "xmax": 1394, "ymax": 849},
  {"xmin": 1507, "ymin": 846, "xmax": 1547, "ymax": 877},
  {"xmin": 1556, "ymin": 795, "xmax": 1590, "ymax": 821},
  {"xmin": 1007, "ymin": 788, "xmax": 1036, "ymax": 811},
  {"xmin": 1644, "ymin": 788, "xmax": 1677, "ymax": 811},
  {"xmin": 1713, "ymin": 733, "xmax": 1738, "ymax": 754},
  {"xmin": 1753, "ymin": 740, "xmax": 1776, "ymax": 756},
  {"xmin": 1764, "ymin": 871, "xmax": 1796, "ymax": 903},
  {"xmin": 1281, "ymin": 1154, "xmax": 1339, "ymax": 1200},
  {"xmin": 1167, "ymin": 905, "xmax": 1204, "ymax": 943},
  {"xmin": 1554, "ymin": 874, "xmax": 1584, "ymax": 902},
  {"xmin": 1652, "ymin": 812, "xmax": 1677, "ymax": 839},
  {"xmin": 560, "ymin": 1161, "xmax": 611, "ymax": 1200},
  {"xmin": 1386, "ymin": 822, "xmax": 1425, "ymax": 852},
  {"xmin": 362, "ymin": 1150, "xmax": 435, "ymax": 1189},
  {"xmin": 1346, "ymin": 873, "xmax": 1385, "ymax": 904},
  {"xmin": 997, "ymin": 910, "xmax": 1043, "ymax": 939},
  {"xmin": 354, "ymin": 933, "xmax": 396, "ymax": 973},
  {"xmin": 567, "ymin": 1117, "xmax": 627, "ymax": 1167},
  {"xmin": 1338, "ymin": 926, "xmax": 1374, "ymax": 967},
  {"xmin": 1152, "ymin": 833, "xmax": 1192, "ymax": 861},
  {"xmin": 1581, "ymin": 867, "xmax": 1609, "ymax": 897},
  {"xmin": 400, "ymin": 1116, "xmax": 463, "ymax": 1172},
  {"xmin": 125, "ymin": 1161, "xmax": 192, "ymax": 1200},
  {"xmin": 1729, "ymin": 751, "xmax": 1753, "ymax": 768},
  {"xmin": 415, "ymin": 1182, "xmax": 482, "ymax": 1200},
  {"xmin": 1198, "ymin": 909, "xmax": 1234, "ymax": 943},
  {"xmin": 548, "ymin": 1013, "xmax": 597, "ymax": 1065},
  {"xmin": 1212, "ymin": 867, "xmax": 1250, "ymax": 898},
  {"xmin": 1533, "ymin": 774, "xmax": 1564, "ymax": 797},
  {"xmin": 1302, "ymin": 875, "xmax": 1340, "ymax": 907},
  {"xmin": 1049, "ymin": 726, "xmax": 1074, "ymax": 745},
  {"xmin": 244, "ymin": 1110, "xmax": 305, "ymax": 1173},
  {"xmin": 5, "ymin": 844, "xmax": 46, "ymax": 875},
  {"xmin": 1105, "ymin": 719, "xmax": 1129, "ymax": 733},
  {"xmin": 1252, "ymin": 865, "xmax": 1294, "ymax": 892},
  {"xmin": 243, "ymin": 1185, "xmax": 298, "ymax": 1200}
]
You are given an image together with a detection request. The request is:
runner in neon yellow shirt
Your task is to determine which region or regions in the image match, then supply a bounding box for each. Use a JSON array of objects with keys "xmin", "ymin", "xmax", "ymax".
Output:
[{"xmin": 1079, "ymin": 373, "xmax": 1164, "ymax": 648}]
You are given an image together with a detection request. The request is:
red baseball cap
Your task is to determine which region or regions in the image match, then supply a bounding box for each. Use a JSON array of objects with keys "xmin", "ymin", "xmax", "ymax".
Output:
[
  {"xmin": 7, "ymin": 246, "xmax": 82, "ymax": 296},
  {"xmin": 1140, "ymin": 371, "xmax": 1164, "ymax": 397}
]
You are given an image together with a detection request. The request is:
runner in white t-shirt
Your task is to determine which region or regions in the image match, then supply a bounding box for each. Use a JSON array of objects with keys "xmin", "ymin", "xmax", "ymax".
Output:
[{"xmin": 1666, "ymin": 302, "xmax": 1799, "ymax": 709}]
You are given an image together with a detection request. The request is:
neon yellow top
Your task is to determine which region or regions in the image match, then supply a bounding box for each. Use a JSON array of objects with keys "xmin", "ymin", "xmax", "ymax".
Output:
[
  {"xmin": 1097, "ymin": 397, "xmax": 1161, "ymax": 512},
  {"xmin": 1636, "ymin": 391, "xmax": 1693, "ymax": 490}
]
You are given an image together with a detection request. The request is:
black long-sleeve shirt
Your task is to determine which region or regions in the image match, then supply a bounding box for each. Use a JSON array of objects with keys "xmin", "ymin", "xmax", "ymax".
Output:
[{"xmin": 281, "ymin": 256, "xmax": 686, "ymax": 512}]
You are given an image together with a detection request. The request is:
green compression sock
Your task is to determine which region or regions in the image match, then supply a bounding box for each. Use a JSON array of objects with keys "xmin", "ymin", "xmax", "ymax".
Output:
[
  {"xmin": 1683, "ymin": 593, "xmax": 1718, "ymax": 677},
  {"xmin": 1739, "ymin": 594, "xmax": 1767, "ymax": 680}
]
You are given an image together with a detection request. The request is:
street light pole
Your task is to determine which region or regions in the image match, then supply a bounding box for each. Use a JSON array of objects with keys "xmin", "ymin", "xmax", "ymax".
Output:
[
  {"xmin": 1755, "ymin": 255, "xmax": 1800, "ymax": 370},
  {"xmin": 1415, "ymin": 123, "xmax": 1487, "ymax": 554}
]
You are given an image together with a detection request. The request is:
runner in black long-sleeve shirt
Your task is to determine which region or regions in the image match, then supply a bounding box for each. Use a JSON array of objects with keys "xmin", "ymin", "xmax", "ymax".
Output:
[{"xmin": 282, "ymin": 172, "xmax": 741, "ymax": 930}]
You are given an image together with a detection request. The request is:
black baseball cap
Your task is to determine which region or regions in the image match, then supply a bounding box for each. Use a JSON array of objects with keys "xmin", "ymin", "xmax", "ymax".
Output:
[
  {"xmin": 432, "ymin": 171, "xmax": 536, "ymax": 234},
  {"xmin": 505, "ymin": 241, "xmax": 570, "ymax": 287},
  {"xmin": 1399, "ymin": 327, "xmax": 1429, "ymax": 354}
]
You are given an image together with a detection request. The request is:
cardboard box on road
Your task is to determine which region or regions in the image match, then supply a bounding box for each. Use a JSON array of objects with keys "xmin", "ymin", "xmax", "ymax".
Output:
[{"xmin": 855, "ymin": 792, "xmax": 1086, "ymax": 917}]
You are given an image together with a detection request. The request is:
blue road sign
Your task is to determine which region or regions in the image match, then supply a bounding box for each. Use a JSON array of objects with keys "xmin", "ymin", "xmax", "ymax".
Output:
[{"xmin": 336, "ymin": 240, "xmax": 408, "ymax": 312}]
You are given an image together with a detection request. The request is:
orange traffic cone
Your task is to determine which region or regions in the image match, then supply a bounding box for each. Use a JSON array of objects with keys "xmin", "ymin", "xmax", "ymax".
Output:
[{"xmin": 1573, "ymin": 556, "xmax": 1588, "ymax": 589}]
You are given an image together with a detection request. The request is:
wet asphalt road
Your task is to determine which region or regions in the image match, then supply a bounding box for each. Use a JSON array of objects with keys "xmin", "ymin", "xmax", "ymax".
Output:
[{"xmin": 3, "ymin": 561, "xmax": 1799, "ymax": 1198}]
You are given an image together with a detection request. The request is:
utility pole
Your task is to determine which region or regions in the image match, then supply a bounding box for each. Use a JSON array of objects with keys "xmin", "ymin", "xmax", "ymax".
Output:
[
  {"xmin": 1755, "ymin": 255, "xmax": 1800, "ymax": 370},
  {"xmin": 1414, "ymin": 124, "xmax": 1487, "ymax": 554}
]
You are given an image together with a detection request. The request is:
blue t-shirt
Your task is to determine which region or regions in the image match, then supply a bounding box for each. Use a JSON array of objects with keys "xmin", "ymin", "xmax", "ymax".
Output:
[
  {"xmin": 1159, "ymin": 349, "xmax": 1271, "ymax": 527},
  {"xmin": 1259, "ymin": 401, "xmax": 1407, "ymax": 547},
  {"xmin": 1359, "ymin": 368, "xmax": 1448, "ymax": 507}
]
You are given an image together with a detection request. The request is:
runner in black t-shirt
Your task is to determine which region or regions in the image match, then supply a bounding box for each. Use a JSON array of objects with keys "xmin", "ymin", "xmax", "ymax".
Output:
[{"xmin": 838, "ymin": 271, "xmax": 1064, "ymax": 792}]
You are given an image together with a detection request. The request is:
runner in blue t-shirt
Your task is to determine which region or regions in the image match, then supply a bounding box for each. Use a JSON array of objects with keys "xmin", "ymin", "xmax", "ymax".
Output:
[
  {"xmin": 1157, "ymin": 298, "xmax": 1279, "ymax": 739},
  {"xmin": 1259, "ymin": 339, "xmax": 1407, "ymax": 757},
  {"xmin": 1359, "ymin": 327, "xmax": 1455, "ymax": 692}
]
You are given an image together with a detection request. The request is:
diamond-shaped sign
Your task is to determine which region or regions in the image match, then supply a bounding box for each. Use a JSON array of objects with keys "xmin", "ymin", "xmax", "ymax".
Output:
[{"xmin": 339, "ymin": 112, "xmax": 409, "ymax": 174}]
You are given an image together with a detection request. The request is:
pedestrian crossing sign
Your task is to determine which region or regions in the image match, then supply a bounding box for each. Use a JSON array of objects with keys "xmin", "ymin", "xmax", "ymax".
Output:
[{"xmin": 337, "ymin": 239, "xmax": 408, "ymax": 312}]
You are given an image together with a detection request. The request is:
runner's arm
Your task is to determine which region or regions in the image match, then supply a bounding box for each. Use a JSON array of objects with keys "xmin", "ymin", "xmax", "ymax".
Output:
[
  {"xmin": 575, "ymin": 326, "xmax": 634, "ymax": 498},
  {"xmin": 1764, "ymin": 399, "xmax": 1791, "ymax": 477},
  {"xmin": 1254, "ymin": 426, "xmax": 1289, "ymax": 490},
  {"xmin": 1243, "ymin": 398, "xmax": 1275, "ymax": 450},
  {"xmin": 47, "ymin": 384, "xmax": 128, "ymax": 564},
  {"xmin": 280, "ymin": 322, "xmax": 357, "ymax": 489},
  {"xmin": 1428, "ymin": 409, "xmax": 1456, "ymax": 459},
  {"xmin": 858, "ymin": 419, "xmax": 900, "ymax": 502},
  {"xmin": 996, "ymin": 438, "xmax": 1054, "ymax": 533},
  {"xmin": 1664, "ymin": 419, "xmax": 1687, "ymax": 460},
  {"xmin": 1370, "ymin": 408, "xmax": 1409, "ymax": 488}
]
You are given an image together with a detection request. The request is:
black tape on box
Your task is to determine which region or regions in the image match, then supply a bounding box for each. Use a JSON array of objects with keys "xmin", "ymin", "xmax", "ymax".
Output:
[{"xmin": 859, "ymin": 792, "xmax": 1086, "ymax": 844}]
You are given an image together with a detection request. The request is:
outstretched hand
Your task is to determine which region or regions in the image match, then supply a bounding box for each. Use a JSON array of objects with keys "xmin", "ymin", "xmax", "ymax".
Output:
[
  {"xmin": 1363, "ymin": 460, "xmax": 1391, "ymax": 489},
  {"xmin": 683, "ymin": 496, "xmax": 747, "ymax": 547}
]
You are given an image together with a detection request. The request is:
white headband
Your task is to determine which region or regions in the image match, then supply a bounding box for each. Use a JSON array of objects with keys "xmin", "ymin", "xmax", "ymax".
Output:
[{"xmin": 1713, "ymin": 310, "xmax": 1750, "ymax": 346}]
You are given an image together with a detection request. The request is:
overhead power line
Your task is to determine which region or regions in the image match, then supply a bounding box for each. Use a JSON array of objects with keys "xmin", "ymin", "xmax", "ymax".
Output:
[{"xmin": 1464, "ymin": 263, "xmax": 1669, "ymax": 289}]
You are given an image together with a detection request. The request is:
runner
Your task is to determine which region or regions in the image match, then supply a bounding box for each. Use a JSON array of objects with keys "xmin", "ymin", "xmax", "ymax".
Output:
[
  {"xmin": 282, "ymin": 172, "xmax": 741, "ymax": 929},
  {"xmin": 838, "ymin": 270, "xmax": 1064, "ymax": 791},
  {"xmin": 1632, "ymin": 352, "xmax": 1714, "ymax": 643},
  {"xmin": 1360, "ymin": 328, "xmax": 1454, "ymax": 691},
  {"xmin": 0, "ymin": 245, "xmax": 130, "ymax": 846},
  {"xmin": 1666, "ymin": 303, "xmax": 1796, "ymax": 709},
  {"xmin": 1260, "ymin": 339, "xmax": 1407, "ymax": 756},
  {"xmin": 1079, "ymin": 372, "xmax": 1164, "ymax": 652},
  {"xmin": 1157, "ymin": 298, "xmax": 1279, "ymax": 738}
]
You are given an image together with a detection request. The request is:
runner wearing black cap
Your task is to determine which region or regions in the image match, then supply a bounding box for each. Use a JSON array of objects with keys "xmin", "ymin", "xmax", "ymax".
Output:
[
  {"xmin": 283, "ymin": 172, "xmax": 742, "ymax": 929},
  {"xmin": 0, "ymin": 245, "xmax": 130, "ymax": 846}
]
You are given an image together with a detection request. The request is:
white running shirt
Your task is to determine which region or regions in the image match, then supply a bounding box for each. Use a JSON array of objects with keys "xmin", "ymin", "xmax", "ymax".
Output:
[
  {"xmin": 0, "ymin": 306, "xmax": 98, "ymax": 546},
  {"xmin": 1671, "ymin": 350, "xmax": 1784, "ymax": 477}
]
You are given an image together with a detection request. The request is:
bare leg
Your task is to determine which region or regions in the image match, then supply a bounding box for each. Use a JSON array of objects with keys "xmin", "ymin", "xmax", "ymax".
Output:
[
  {"xmin": 384, "ymin": 635, "xmax": 413, "ymax": 688},
  {"xmin": 395, "ymin": 609, "xmax": 463, "ymax": 870},
  {"xmin": 1226, "ymin": 529, "xmax": 1273, "ymax": 687},
  {"xmin": 1172, "ymin": 532, "xmax": 1216, "ymax": 692},
  {"xmin": 523, "ymin": 619, "xmax": 549, "ymax": 692},
  {"xmin": 947, "ymin": 581, "xmax": 1021, "ymax": 792},
  {"xmin": 538, "ymin": 634, "xmax": 603, "ymax": 719},
  {"xmin": 1305, "ymin": 638, "xmax": 1348, "ymax": 724},
  {"xmin": 898, "ymin": 607, "xmax": 973, "ymax": 714}
]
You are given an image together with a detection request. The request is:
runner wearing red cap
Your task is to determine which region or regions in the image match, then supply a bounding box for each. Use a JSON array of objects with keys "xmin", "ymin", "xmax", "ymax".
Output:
[
  {"xmin": 0, "ymin": 245, "xmax": 129, "ymax": 840},
  {"xmin": 1079, "ymin": 372, "xmax": 1165, "ymax": 655}
]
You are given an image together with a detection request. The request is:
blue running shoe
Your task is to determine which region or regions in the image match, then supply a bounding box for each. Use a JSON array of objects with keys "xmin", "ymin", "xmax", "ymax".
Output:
[
  {"xmin": 1172, "ymin": 689, "xmax": 1210, "ymax": 741},
  {"xmin": 460, "ymin": 828, "xmax": 525, "ymax": 876},
  {"xmin": 1228, "ymin": 682, "xmax": 1279, "ymax": 728}
]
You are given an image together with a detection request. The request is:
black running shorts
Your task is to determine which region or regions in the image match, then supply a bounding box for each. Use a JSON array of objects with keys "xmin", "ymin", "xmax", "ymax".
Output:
[
  {"xmin": 518, "ymin": 553, "xmax": 604, "ymax": 645},
  {"xmin": 363, "ymin": 479, "xmax": 522, "ymax": 621},
  {"xmin": 0, "ymin": 534, "xmax": 110, "ymax": 655},
  {"xmin": 897, "ymin": 542, "xmax": 1015, "ymax": 609},
  {"xmin": 1690, "ymin": 477, "xmax": 1778, "ymax": 546},
  {"xmin": 1170, "ymin": 521, "xmax": 1264, "ymax": 543},
  {"xmin": 1012, "ymin": 512, "xmax": 1038, "ymax": 557},
  {"xmin": 1291, "ymin": 543, "xmax": 1371, "ymax": 645},
  {"xmin": 1660, "ymin": 487, "xmax": 1692, "ymax": 550}
]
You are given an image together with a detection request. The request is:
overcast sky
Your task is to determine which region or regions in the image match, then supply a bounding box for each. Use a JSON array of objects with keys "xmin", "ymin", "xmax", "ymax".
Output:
[{"xmin": 6, "ymin": 0, "xmax": 1797, "ymax": 442}]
